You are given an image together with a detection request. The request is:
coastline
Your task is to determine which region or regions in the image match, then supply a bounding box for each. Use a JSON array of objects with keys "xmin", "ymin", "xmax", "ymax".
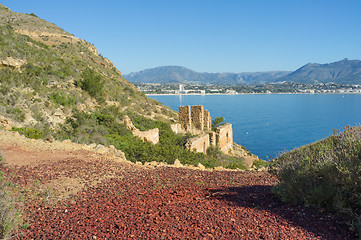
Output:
[{"xmin": 146, "ymin": 92, "xmax": 361, "ymax": 96}]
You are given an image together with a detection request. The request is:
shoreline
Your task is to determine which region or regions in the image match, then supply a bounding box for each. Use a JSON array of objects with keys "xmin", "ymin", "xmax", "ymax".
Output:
[{"xmin": 146, "ymin": 92, "xmax": 361, "ymax": 96}]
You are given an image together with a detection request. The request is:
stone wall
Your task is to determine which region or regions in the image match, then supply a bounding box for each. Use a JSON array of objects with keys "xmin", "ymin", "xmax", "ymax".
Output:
[
  {"xmin": 216, "ymin": 123, "xmax": 233, "ymax": 154},
  {"xmin": 133, "ymin": 128, "xmax": 159, "ymax": 144},
  {"xmin": 191, "ymin": 105, "xmax": 204, "ymax": 131},
  {"xmin": 170, "ymin": 123, "xmax": 185, "ymax": 134},
  {"xmin": 209, "ymin": 131, "xmax": 216, "ymax": 146},
  {"xmin": 203, "ymin": 109, "xmax": 211, "ymax": 131},
  {"xmin": 122, "ymin": 115, "xmax": 159, "ymax": 144},
  {"xmin": 178, "ymin": 106, "xmax": 191, "ymax": 130},
  {"xmin": 185, "ymin": 133, "xmax": 209, "ymax": 154}
]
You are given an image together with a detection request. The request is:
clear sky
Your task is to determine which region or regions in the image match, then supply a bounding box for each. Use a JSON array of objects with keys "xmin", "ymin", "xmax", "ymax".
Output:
[{"xmin": 2, "ymin": 0, "xmax": 361, "ymax": 74}]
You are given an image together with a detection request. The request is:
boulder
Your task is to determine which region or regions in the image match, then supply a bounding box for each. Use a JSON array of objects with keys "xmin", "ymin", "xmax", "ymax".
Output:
[{"xmin": 173, "ymin": 159, "xmax": 183, "ymax": 168}]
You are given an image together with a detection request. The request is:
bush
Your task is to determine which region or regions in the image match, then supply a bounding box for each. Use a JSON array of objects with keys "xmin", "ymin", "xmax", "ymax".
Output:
[
  {"xmin": 49, "ymin": 91, "xmax": 76, "ymax": 106},
  {"xmin": 0, "ymin": 171, "xmax": 20, "ymax": 239},
  {"xmin": 270, "ymin": 126, "xmax": 361, "ymax": 233},
  {"xmin": 77, "ymin": 68, "xmax": 104, "ymax": 102},
  {"xmin": 12, "ymin": 127, "xmax": 44, "ymax": 139}
]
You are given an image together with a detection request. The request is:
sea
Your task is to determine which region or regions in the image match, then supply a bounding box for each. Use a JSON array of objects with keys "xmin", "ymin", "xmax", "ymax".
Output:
[{"xmin": 149, "ymin": 94, "xmax": 361, "ymax": 160}]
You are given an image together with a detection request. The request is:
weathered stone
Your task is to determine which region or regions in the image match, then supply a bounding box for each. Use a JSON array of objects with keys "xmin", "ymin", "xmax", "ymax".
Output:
[
  {"xmin": 173, "ymin": 159, "xmax": 183, "ymax": 168},
  {"xmin": 214, "ymin": 166, "xmax": 224, "ymax": 171},
  {"xmin": 191, "ymin": 105, "xmax": 204, "ymax": 131},
  {"xmin": 197, "ymin": 163, "xmax": 205, "ymax": 170},
  {"xmin": 185, "ymin": 133, "xmax": 209, "ymax": 154},
  {"xmin": 0, "ymin": 116, "xmax": 12, "ymax": 130},
  {"xmin": 203, "ymin": 109, "xmax": 211, "ymax": 131},
  {"xmin": 133, "ymin": 128, "xmax": 159, "ymax": 144},
  {"xmin": 171, "ymin": 123, "xmax": 184, "ymax": 134},
  {"xmin": 0, "ymin": 57, "xmax": 26, "ymax": 68},
  {"xmin": 122, "ymin": 115, "xmax": 138, "ymax": 131},
  {"xmin": 95, "ymin": 144, "xmax": 108, "ymax": 154},
  {"xmin": 115, "ymin": 150, "xmax": 126, "ymax": 159},
  {"xmin": 88, "ymin": 143, "xmax": 97, "ymax": 149},
  {"xmin": 216, "ymin": 123, "xmax": 233, "ymax": 154},
  {"xmin": 179, "ymin": 106, "xmax": 191, "ymax": 130},
  {"xmin": 209, "ymin": 132, "xmax": 216, "ymax": 146},
  {"xmin": 62, "ymin": 139, "xmax": 72, "ymax": 144}
]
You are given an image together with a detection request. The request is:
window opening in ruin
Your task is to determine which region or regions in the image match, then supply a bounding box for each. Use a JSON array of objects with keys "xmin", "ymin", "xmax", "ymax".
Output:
[{"xmin": 203, "ymin": 142, "xmax": 206, "ymax": 153}]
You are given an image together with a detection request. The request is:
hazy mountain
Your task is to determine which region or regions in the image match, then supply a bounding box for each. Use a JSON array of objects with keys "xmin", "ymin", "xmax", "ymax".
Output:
[
  {"xmin": 276, "ymin": 59, "xmax": 361, "ymax": 84},
  {"xmin": 125, "ymin": 59, "xmax": 361, "ymax": 85},
  {"xmin": 125, "ymin": 66, "xmax": 290, "ymax": 85}
]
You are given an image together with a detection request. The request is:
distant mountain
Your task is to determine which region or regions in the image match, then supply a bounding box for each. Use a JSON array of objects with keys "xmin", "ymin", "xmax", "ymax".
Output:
[
  {"xmin": 276, "ymin": 59, "xmax": 361, "ymax": 84},
  {"xmin": 125, "ymin": 66, "xmax": 290, "ymax": 85},
  {"xmin": 125, "ymin": 59, "xmax": 361, "ymax": 85}
]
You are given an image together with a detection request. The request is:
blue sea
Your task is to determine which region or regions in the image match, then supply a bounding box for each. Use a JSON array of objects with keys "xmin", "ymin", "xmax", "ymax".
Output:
[{"xmin": 149, "ymin": 94, "xmax": 361, "ymax": 160}]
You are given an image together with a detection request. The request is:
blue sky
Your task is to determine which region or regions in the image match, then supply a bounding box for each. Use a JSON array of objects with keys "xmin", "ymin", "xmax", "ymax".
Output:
[{"xmin": 2, "ymin": 0, "xmax": 361, "ymax": 74}]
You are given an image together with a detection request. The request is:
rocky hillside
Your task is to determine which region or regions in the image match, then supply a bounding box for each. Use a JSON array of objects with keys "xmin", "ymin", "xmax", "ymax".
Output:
[
  {"xmin": 0, "ymin": 4, "xmax": 255, "ymax": 170},
  {"xmin": 0, "ymin": 4, "xmax": 176, "ymax": 130},
  {"xmin": 125, "ymin": 66, "xmax": 290, "ymax": 85}
]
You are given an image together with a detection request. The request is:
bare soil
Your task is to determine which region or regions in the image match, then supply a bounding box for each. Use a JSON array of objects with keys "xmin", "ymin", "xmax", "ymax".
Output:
[{"xmin": 0, "ymin": 130, "xmax": 357, "ymax": 239}]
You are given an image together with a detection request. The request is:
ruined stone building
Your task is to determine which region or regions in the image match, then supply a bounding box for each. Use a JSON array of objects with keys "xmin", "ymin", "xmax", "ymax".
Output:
[{"xmin": 175, "ymin": 105, "xmax": 233, "ymax": 155}]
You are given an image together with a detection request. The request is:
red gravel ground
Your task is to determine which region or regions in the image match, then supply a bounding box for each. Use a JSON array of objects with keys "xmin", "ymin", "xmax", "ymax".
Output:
[{"xmin": 0, "ymin": 145, "xmax": 357, "ymax": 239}]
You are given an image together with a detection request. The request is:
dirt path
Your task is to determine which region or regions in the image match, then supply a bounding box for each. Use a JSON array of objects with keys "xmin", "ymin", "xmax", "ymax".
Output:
[{"xmin": 0, "ymin": 130, "xmax": 357, "ymax": 239}]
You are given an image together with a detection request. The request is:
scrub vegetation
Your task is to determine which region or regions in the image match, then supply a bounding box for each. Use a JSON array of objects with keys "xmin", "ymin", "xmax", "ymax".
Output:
[{"xmin": 271, "ymin": 126, "xmax": 361, "ymax": 234}]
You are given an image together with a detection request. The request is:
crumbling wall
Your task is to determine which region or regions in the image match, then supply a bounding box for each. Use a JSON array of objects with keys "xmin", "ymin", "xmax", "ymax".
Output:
[
  {"xmin": 122, "ymin": 115, "xmax": 159, "ymax": 144},
  {"xmin": 133, "ymin": 128, "xmax": 159, "ymax": 144},
  {"xmin": 216, "ymin": 123, "xmax": 233, "ymax": 154},
  {"xmin": 203, "ymin": 109, "xmax": 211, "ymax": 131},
  {"xmin": 185, "ymin": 133, "xmax": 209, "ymax": 154},
  {"xmin": 209, "ymin": 131, "xmax": 216, "ymax": 146},
  {"xmin": 179, "ymin": 106, "xmax": 191, "ymax": 130},
  {"xmin": 191, "ymin": 105, "xmax": 204, "ymax": 131},
  {"xmin": 170, "ymin": 123, "xmax": 185, "ymax": 134}
]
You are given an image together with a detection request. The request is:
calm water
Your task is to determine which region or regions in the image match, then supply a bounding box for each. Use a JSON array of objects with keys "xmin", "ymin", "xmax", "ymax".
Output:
[{"xmin": 149, "ymin": 94, "xmax": 361, "ymax": 160}]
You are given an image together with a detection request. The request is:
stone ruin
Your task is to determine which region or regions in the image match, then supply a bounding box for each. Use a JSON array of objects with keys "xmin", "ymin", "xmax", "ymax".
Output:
[
  {"xmin": 178, "ymin": 105, "xmax": 211, "ymax": 133},
  {"xmin": 175, "ymin": 105, "xmax": 233, "ymax": 155},
  {"xmin": 122, "ymin": 116, "xmax": 159, "ymax": 144}
]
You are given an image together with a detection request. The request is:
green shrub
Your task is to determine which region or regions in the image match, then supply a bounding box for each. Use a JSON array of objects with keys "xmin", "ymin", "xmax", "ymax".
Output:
[
  {"xmin": 49, "ymin": 91, "xmax": 76, "ymax": 106},
  {"xmin": 270, "ymin": 126, "xmax": 361, "ymax": 233},
  {"xmin": 77, "ymin": 68, "xmax": 104, "ymax": 102},
  {"xmin": 12, "ymin": 127, "xmax": 44, "ymax": 139}
]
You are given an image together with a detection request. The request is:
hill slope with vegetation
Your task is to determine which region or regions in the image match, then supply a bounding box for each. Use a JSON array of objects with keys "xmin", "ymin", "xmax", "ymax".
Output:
[
  {"xmin": 0, "ymin": 4, "xmax": 251, "ymax": 169},
  {"xmin": 271, "ymin": 126, "xmax": 361, "ymax": 235}
]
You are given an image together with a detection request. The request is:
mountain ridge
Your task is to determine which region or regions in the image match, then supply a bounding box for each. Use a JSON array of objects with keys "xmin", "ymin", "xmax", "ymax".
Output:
[
  {"xmin": 125, "ymin": 59, "xmax": 361, "ymax": 85},
  {"xmin": 125, "ymin": 66, "xmax": 290, "ymax": 85}
]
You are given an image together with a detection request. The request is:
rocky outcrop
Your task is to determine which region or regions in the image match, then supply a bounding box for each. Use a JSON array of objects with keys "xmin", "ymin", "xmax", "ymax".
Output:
[
  {"xmin": 0, "ymin": 57, "xmax": 26, "ymax": 68},
  {"xmin": 0, "ymin": 116, "xmax": 12, "ymax": 130}
]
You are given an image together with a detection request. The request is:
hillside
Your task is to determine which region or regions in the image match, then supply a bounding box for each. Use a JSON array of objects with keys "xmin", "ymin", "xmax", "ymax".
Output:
[
  {"xmin": 0, "ymin": 4, "xmax": 176, "ymax": 129},
  {"xmin": 276, "ymin": 58, "xmax": 361, "ymax": 84},
  {"xmin": 125, "ymin": 66, "xmax": 290, "ymax": 85}
]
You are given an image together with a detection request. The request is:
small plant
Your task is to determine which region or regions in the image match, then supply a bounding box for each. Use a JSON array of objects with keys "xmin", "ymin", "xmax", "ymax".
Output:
[
  {"xmin": 211, "ymin": 117, "xmax": 225, "ymax": 131},
  {"xmin": 0, "ymin": 172, "xmax": 21, "ymax": 238}
]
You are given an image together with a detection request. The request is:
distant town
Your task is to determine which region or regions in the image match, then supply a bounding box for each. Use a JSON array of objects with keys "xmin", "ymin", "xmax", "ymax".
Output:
[{"xmin": 135, "ymin": 82, "xmax": 361, "ymax": 95}]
